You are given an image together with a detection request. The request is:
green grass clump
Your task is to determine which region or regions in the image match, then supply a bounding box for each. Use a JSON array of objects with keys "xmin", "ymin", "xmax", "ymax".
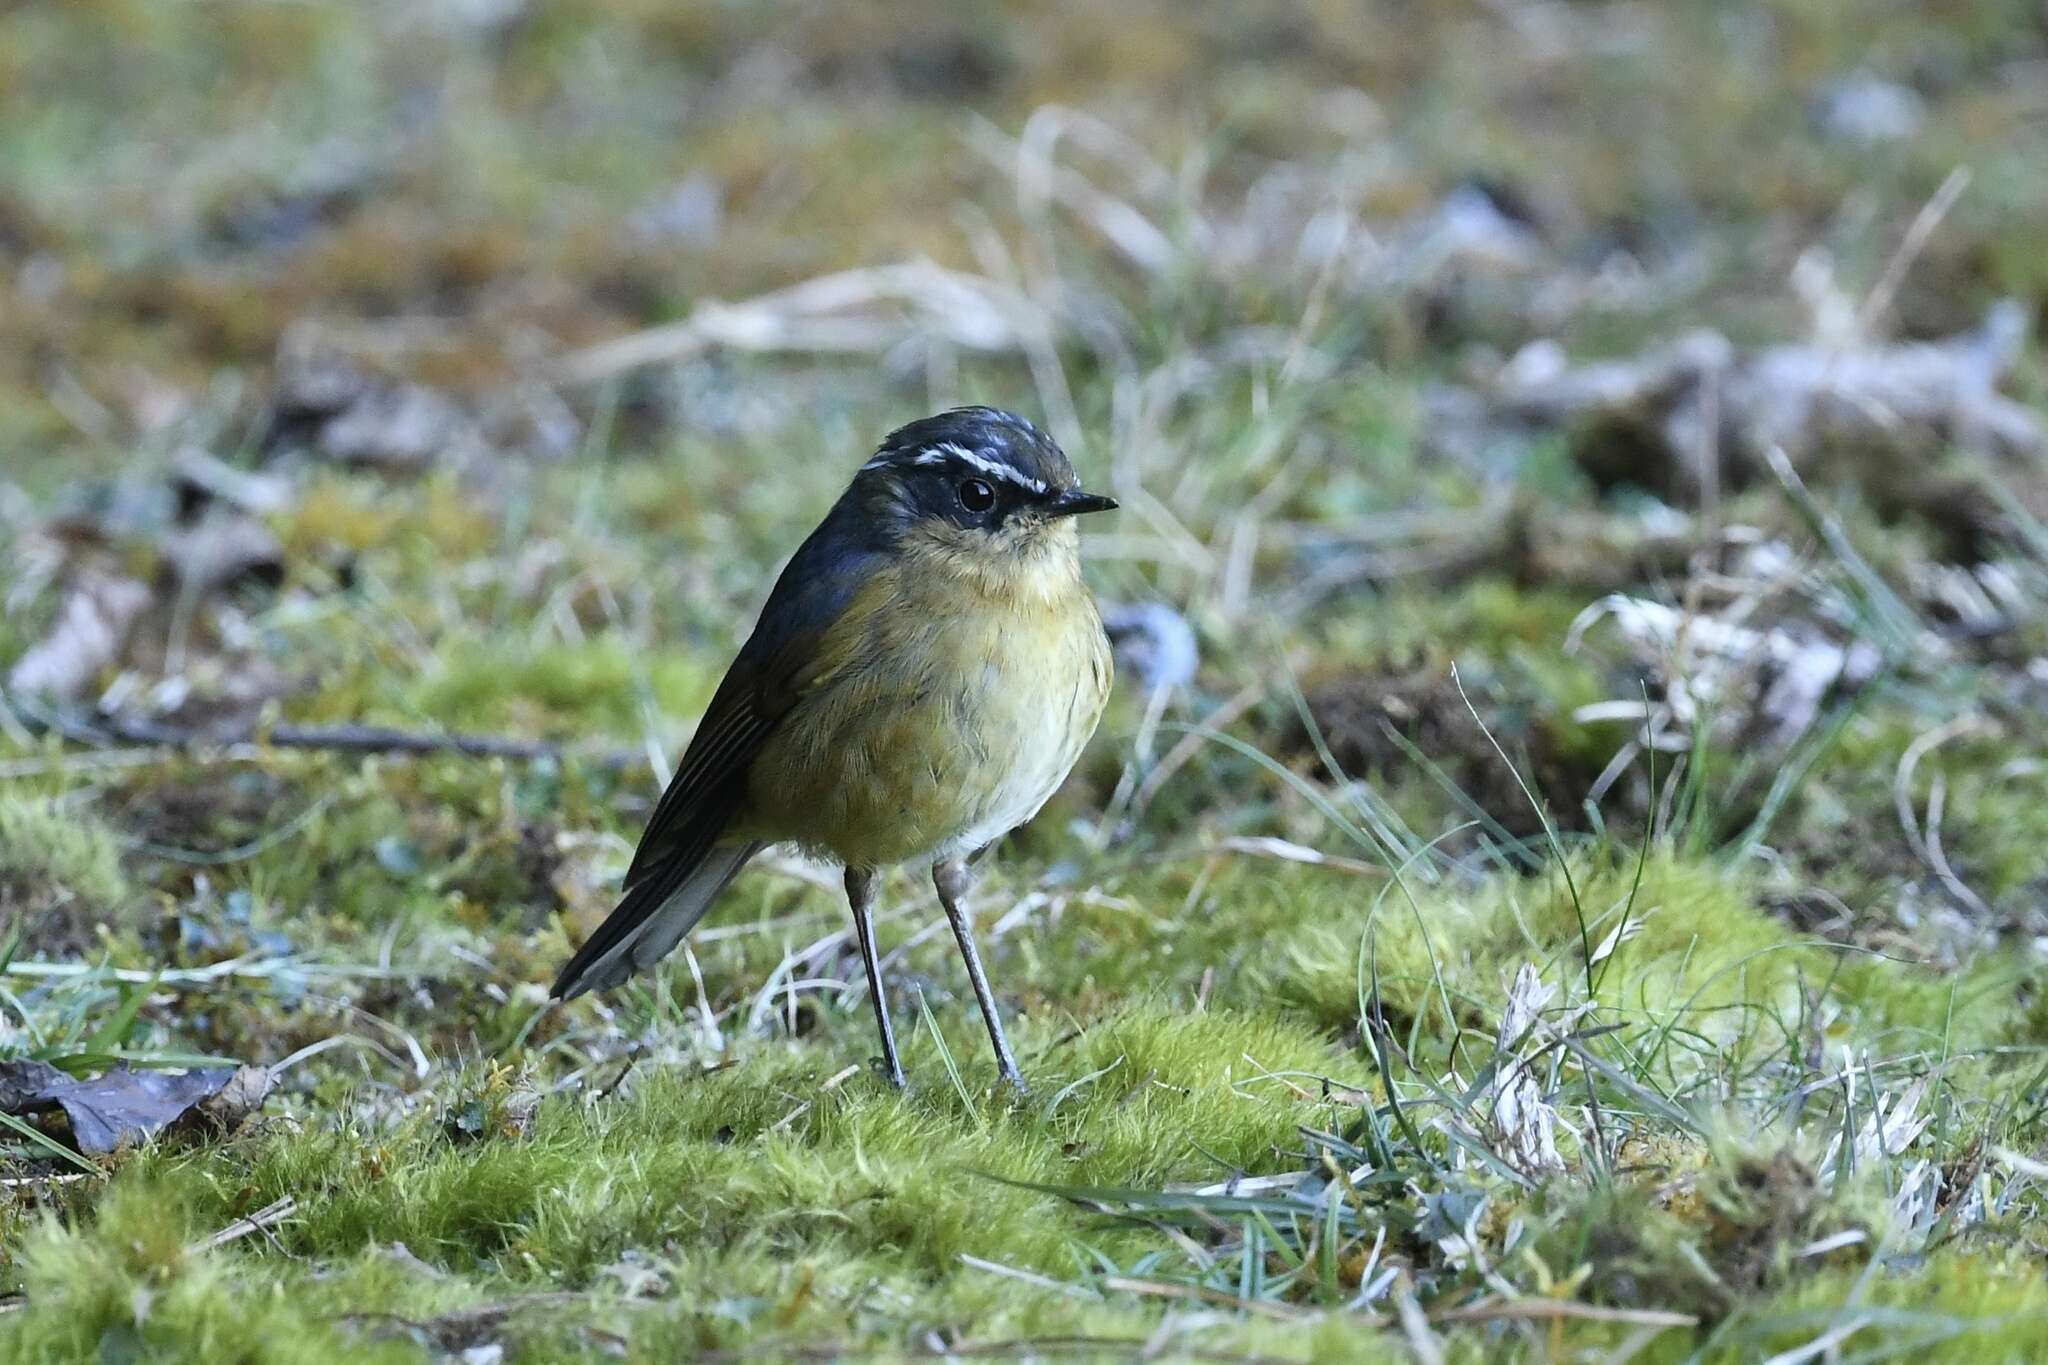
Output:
[
  {"xmin": 1791, "ymin": 707, "xmax": 2048, "ymax": 912},
  {"xmin": 0, "ymin": 795, "xmax": 129, "ymax": 910},
  {"xmin": 6, "ymin": 1182, "xmax": 418, "ymax": 1365},
  {"xmin": 1, "ymin": 1008, "xmax": 1359, "ymax": 1359},
  {"xmin": 401, "ymin": 638, "xmax": 716, "ymax": 737},
  {"xmin": 1266, "ymin": 845, "xmax": 2034, "ymax": 1082},
  {"xmin": 1709, "ymin": 1249, "xmax": 2048, "ymax": 1361},
  {"xmin": 0, "ymin": 794, "xmax": 134, "ymax": 950},
  {"xmin": 221, "ymin": 1003, "xmax": 1339, "ymax": 1278}
]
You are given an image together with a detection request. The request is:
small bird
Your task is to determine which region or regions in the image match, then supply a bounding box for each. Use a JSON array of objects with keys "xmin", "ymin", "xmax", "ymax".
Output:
[{"xmin": 552, "ymin": 407, "xmax": 1116, "ymax": 1091}]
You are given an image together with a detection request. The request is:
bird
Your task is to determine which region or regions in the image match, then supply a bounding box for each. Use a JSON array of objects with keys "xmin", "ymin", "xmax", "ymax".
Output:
[{"xmin": 551, "ymin": 407, "xmax": 1117, "ymax": 1092}]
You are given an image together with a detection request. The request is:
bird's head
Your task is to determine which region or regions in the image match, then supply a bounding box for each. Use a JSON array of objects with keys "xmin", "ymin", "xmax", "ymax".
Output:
[{"xmin": 852, "ymin": 408, "xmax": 1117, "ymax": 594}]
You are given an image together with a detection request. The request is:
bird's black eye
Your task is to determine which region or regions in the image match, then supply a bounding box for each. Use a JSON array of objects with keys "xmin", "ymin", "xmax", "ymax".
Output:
[{"xmin": 957, "ymin": 477, "xmax": 996, "ymax": 513}]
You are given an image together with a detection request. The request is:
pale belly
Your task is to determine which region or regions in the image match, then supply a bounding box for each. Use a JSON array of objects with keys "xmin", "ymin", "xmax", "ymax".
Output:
[{"xmin": 740, "ymin": 588, "xmax": 1111, "ymax": 869}]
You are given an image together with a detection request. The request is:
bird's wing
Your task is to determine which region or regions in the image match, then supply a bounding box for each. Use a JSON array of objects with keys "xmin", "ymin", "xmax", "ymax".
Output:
[
  {"xmin": 621, "ymin": 501, "xmax": 884, "ymax": 891},
  {"xmin": 550, "ymin": 836, "xmax": 763, "ymax": 999}
]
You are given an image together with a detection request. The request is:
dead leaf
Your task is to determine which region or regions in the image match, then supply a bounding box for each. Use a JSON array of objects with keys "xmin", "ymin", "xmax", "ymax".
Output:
[
  {"xmin": 1473, "ymin": 301, "xmax": 2041, "ymax": 510},
  {"xmin": 166, "ymin": 1065, "xmax": 274, "ymax": 1141},
  {"xmin": 159, "ymin": 515, "xmax": 285, "ymax": 597},
  {"xmin": 274, "ymin": 345, "xmax": 372, "ymax": 417},
  {"xmin": 598, "ymin": 1251, "xmax": 670, "ymax": 1299},
  {"xmin": 1103, "ymin": 601, "xmax": 1199, "ymax": 692},
  {"xmin": 171, "ymin": 448, "xmax": 294, "ymax": 516},
  {"xmin": 1569, "ymin": 589, "xmax": 1882, "ymax": 748},
  {"xmin": 0, "ymin": 1060, "xmax": 272, "ymax": 1155},
  {"xmin": 316, "ymin": 382, "xmax": 470, "ymax": 470},
  {"xmin": 6, "ymin": 572, "xmax": 151, "ymax": 702}
]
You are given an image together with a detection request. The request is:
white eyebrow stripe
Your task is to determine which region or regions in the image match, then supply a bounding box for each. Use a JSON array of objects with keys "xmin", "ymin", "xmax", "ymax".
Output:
[
  {"xmin": 918, "ymin": 442, "xmax": 1049, "ymax": 494},
  {"xmin": 861, "ymin": 441, "xmax": 1052, "ymax": 495}
]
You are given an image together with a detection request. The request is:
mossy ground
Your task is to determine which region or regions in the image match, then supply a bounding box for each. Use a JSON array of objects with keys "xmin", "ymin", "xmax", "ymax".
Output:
[{"xmin": 5, "ymin": 1, "xmax": 2048, "ymax": 1360}]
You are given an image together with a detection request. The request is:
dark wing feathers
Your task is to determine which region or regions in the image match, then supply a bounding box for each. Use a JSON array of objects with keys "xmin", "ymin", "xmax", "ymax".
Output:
[
  {"xmin": 554, "ymin": 495, "xmax": 885, "ymax": 999},
  {"xmin": 550, "ymin": 813, "xmax": 732, "ymax": 999},
  {"xmin": 621, "ymin": 498, "xmax": 884, "ymax": 889},
  {"xmin": 619, "ymin": 689, "xmax": 771, "ymax": 890}
]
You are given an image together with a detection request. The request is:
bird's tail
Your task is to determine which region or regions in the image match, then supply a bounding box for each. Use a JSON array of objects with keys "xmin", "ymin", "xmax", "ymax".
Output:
[{"xmin": 550, "ymin": 840, "xmax": 764, "ymax": 1000}]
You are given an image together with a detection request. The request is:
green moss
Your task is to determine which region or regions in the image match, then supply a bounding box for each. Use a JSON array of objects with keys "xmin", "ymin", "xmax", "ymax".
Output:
[
  {"xmin": 399, "ymin": 637, "xmax": 714, "ymax": 737},
  {"xmin": 1716, "ymin": 1249, "xmax": 2048, "ymax": 1361},
  {"xmin": 5, "ymin": 1180, "xmax": 421, "ymax": 1364},
  {"xmin": 1773, "ymin": 701, "xmax": 2048, "ymax": 922},
  {"xmin": 209, "ymin": 1001, "xmax": 1334, "ymax": 1275},
  {"xmin": 1264, "ymin": 848, "xmax": 2030, "ymax": 1068},
  {"xmin": 0, "ymin": 795, "xmax": 130, "ymax": 914},
  {"xmin": 0, "ymin": 1006, "xmax": 1356, "ymax": 1358},
  {"xmin": 0, "ymin": 794, "xmax": 135, "ymax": 955}
]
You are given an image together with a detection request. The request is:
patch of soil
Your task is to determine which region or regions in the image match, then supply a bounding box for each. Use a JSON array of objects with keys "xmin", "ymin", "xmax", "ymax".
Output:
[
  {"xmin": 1287, "ymin": 668, "xmax": 1615, "ymax": 839},
  {"xmin": 1583, "ymin": 1149, "xmax": 1861, "ymax": 1322},
  {"xmin": 446, "ymin": 821, "xmax": 568, "ymax": 930},
  {"xmin": 0, "ymin": 874, "xmax": 111, "ymax": 960},
  {"xmin": 104, "ymin": 766, "xmax": 300, "ymax": 857},
  {"xmin": 1702, "ymin": 1150, "xmax": 1834, "ymax": 1300}
]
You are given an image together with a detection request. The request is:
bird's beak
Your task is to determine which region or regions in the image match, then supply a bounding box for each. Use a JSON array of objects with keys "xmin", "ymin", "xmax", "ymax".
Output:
[{"xmin": 1045, "ymin": 488, "xmax": 1119, "ymax": 518}]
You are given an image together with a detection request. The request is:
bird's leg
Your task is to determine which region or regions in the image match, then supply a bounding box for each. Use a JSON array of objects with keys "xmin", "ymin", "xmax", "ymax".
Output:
[
  {"xmin": 845, "ymin": 866, "xmax": 905, "ymax": 1089},
  {"xmin": 933, "ymin": 858, "xmax": 1027, "ymax": 1093}
]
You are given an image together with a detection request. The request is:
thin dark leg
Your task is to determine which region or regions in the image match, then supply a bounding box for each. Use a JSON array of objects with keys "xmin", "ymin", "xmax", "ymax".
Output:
[
  {"xmin": 934, "ymin": 858, "xmax": 1027, "ymax": 1092},
  {"xmin": 845, "ymin": 866, "xmax": 905, "ymax": 1089}
]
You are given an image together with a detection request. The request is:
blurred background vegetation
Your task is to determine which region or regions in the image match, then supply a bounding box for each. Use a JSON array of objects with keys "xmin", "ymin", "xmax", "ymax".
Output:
[{"xmin": 3, "ymin": 1, "xmax": 2047, "ymax": 1360}]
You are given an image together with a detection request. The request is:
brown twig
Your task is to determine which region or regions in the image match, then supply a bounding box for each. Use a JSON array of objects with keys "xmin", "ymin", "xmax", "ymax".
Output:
[
  {"xmin": 1102, "ymin": 1276, "xmax": 1696, "ymax": 1334},
  {"xmin": 6, "ymin": 696, "xmax": 640, "ymax": 770},
  {"xmin": 697, "ymin": 1337, "xmax": 1297, "ymax": 1363},
  {"xmin": 1130, "ymin": 680, "xmax": 1268, "ymax": 816},
  {"xmin": 1124, "ymin": 836, "xmax": 1389, "ymax": 882},
  {"xmin": 1855, "ymin": 165, "xmax": 1971, "ymax": 338},
  {"xmin": 0, "ymin": 1196, "xmax": 301, "ymax": 1318},
  {"xmin": 546, "ymin": 261, "xmax": 1042, "ymax": 387},
  {"xmin": 769, "ymin": 1063, "xmax": 864, "ymax": 1133},
  {"xmin": 1428, "ymin": 1298, "xmax": 1694, "ymax": 1329},
  {"xmin": 1893, "ymin": 712, "xmax": 1995, "ymax": 918},
  {"xmin": 188, "ymin": 1196, "xmax": 299, "ymax": 1255},
  {"xmin": 1098, "ymin": 1276, "xmax": 1311, "ymax": 1319}
]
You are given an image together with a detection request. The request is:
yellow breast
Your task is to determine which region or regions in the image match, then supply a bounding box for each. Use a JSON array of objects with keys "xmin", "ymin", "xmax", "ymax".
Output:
[{"xmin": 739, "ymin": 532, "xmax": 1111, "ymax": 869}]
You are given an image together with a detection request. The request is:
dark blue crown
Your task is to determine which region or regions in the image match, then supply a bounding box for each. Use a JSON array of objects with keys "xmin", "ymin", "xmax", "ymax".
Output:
[{"xmin": 869, "ymin": 407, "xmax": 1077, "ymax": 494}]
